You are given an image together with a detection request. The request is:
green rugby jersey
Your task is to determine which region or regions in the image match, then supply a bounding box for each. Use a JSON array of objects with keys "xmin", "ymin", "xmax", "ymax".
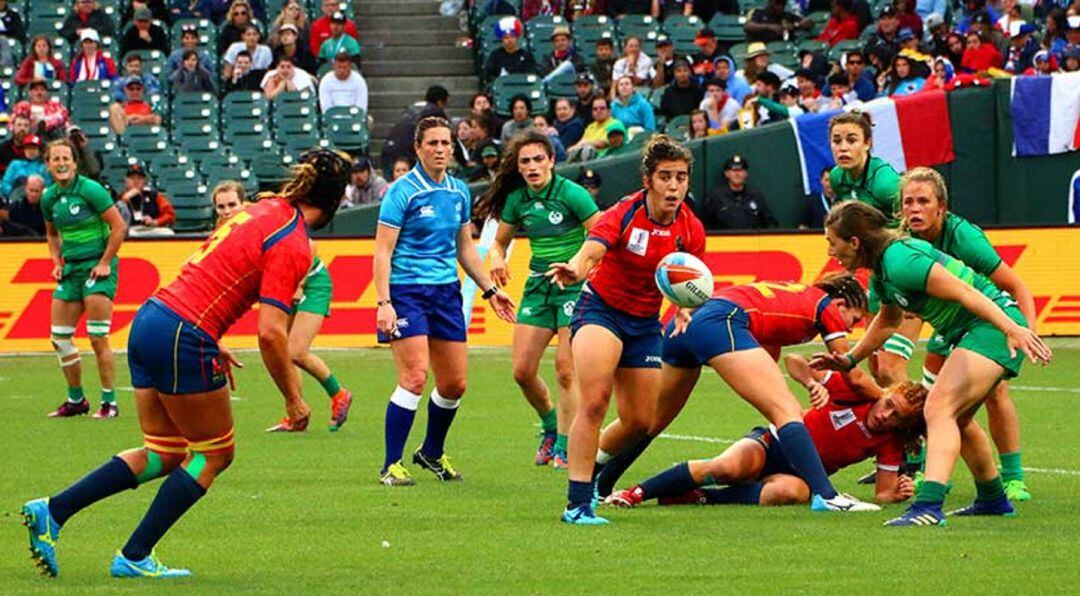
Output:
[
  {"xmin": 870, "ymin": 238, "xmax": 1014, "ymax": 342},
  {"xmin": 919, "ymin": 212, "xmax": 1002, "ymax": 277},
  {"xmin": 829, "ymin": 156, "xmax": 901, "ymax": 224},
  {"xmin": 41, "ymin": 175, "xmax": 116, "ymax": 262},
  {"xmin": 500, "ymin": 175, "xmax": 599, "ymax": 272}
]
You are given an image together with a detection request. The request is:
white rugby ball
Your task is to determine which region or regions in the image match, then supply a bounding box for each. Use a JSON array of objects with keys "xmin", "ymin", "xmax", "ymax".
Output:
[{"xmin": 655, "ymin": 252, "xmax": 713, "ymax": 308}]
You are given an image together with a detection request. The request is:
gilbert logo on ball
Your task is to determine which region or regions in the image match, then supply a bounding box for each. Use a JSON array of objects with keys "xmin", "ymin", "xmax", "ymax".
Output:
[{"xmin": 655, "ymin": 252, "xmax": 713, "ymax": 308}]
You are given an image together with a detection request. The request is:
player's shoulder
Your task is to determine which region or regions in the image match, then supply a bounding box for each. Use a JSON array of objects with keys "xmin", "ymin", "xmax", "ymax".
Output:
[
  {"xmin": 867, "ymin": 157, "xmax": 900, "ymax": 183},
  {"xmin": 251, "ymin": 197, "xmax": 306, "ymax": 245}
]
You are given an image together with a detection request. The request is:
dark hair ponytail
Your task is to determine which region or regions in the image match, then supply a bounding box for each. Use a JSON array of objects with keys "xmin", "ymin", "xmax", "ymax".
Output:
[{"xmin": 473, "ymin": 130, "xmax": 554, "ymax": 221}]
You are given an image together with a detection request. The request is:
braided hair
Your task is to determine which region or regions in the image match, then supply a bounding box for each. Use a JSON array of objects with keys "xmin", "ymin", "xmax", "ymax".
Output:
[
  {"xmin": 813, "ymin": 272, "xmax": 868, "ymax": 311},
  {"xmin": 258, "ymin": 148, "xmax": 352, "ymax": 228}
]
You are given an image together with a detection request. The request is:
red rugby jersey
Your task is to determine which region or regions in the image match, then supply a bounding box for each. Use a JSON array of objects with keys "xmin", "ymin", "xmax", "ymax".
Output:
[
  {"xmin": 802, "ymin": 371, "xmax": 905, "ymax": 474},
  {"xmin": 715, "ymin": 282, "xmax": 849, "ymax": 347},
  {"xmin": 156, "ymin": 198, "xmax": 312, "ymax": 339},
  {"xmin": 585, "ymin": 190, "xmax": 706, "ymax": 318}
]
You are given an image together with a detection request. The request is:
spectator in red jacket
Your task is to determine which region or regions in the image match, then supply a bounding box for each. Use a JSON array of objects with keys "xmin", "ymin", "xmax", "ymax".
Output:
[
  {"xmin": 893, "ymin": 0, "xmax": 923, "ymax": 40},
  {"xmin": 522, "ymin": 0, "xmax": 567, "ymax": 22},
  {"xmin": 68, "ymin": 29, "xmax": 118, "ymax": 82},
  {"xmin": 15, "ymin": 36, "xmax": 68, "ymax": 86},
  {"xmin": 12, "ymin": 81, "xmax": 70, "ymax": 137},
  {"xmin": 818, "ymin": 0, "xmax": 860, "ymax": 47},
  {"xmin": 961, "ymin": 29, "xmax": 1002, "ymax": 72},
  {"xmin": 309, "ymin": 0, "xmax": 359, "ymax": 57}
]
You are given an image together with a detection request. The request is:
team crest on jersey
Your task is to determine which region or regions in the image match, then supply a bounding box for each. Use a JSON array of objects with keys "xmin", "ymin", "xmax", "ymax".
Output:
[
  {"xmin": 548, "ymin": 211, "xmax": 564, "ymax": 225},
  {"xmin": 830, "ymin": 408, "xmax": 856, "ymax": 430},
  {"xmin": 419, "ymin": 206, "xmax": 436, "ymax": 218},
  {"xmin": 534, "ymin": 201, "xmax": 544, "ymax": 210},
  {"xmin": 69, "ymin": 204, "xmax": 81, "ymax": 216},
  {"xmin": 627, "ymin": 227, "xmax": 649, "ymax": 256}
]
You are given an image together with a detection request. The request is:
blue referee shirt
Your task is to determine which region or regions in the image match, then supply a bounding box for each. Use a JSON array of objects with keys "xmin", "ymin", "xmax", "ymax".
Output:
[{"xmin": 377, "ymin": 165, "xmax": 472, "ymax": 285}]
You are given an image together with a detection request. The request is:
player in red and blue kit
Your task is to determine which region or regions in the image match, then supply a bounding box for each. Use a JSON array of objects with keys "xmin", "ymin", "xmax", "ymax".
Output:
[
  {"xmin": 608, "ymin": 355, "xmax": 926, "ymax": 509},
  {"xmin": 21, "ymin": 150, "xmax": 351, "ymax": 579},
  {"xmin": 547, "ymin": 135, "xmax": 705, "ymax": 525},
  {"xmin": 595, "ymin": 275, "xmax": 883, "ymax": 512}
]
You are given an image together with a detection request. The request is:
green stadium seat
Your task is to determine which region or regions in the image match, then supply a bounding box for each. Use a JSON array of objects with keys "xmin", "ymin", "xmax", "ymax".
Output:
[
  {"xmin": 525, "ymin": 14, "xmax": 568, "ymax": 43},
  {"xmin": 222, "ymin": 91, "xmax": 270, "ymax": 123},
  {"xmin": 798, "ymin": 39, "xmax": 828, "ymax": 54},
  {"xmin": 545, "ymin": 70, "xmax": 578, "ymax": 98},
  {"xmin": 708, "ymin": 14, "xmax": 748, "ymax": 42},
  {"xmin": 326, "ymin": 119, "xmax": 370, "ymax": 153},
  {"xmin": 666, "ymin": 114, "xmax": 691, "ymax": 140},
  {"xmin": 661, "ymin": 14, "xmax": 705, "ymax": 33},
  {"xmin": 172, "ymin": 205, "xmax": 215, "ymax": 232},
  {"xmin": 617, "ymin": 14, "xmax": 661, "ymax": 39},
  {"xmin": 491, "ymin": 73, "xmax": 544, "ymax": 115},
  {"xmin": 171, "ymin": 19, "xmax": 216, "ymax": 50}
]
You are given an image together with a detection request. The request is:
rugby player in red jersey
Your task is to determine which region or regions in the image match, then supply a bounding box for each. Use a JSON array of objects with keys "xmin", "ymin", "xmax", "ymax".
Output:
[
  {"xmin": 595, "ymin": 275, "xmax": 882, "ymax": 512},
  {"xmin": 22, "ymin": 150, "xmax": 351, "ymax": 579},
  {"xmin": 547, "ymin": 135, "xmax": 706, "ymax": 525},
  {"xmin": 608, "ymin": 354, "xmax": 924, "ymax": 508}
]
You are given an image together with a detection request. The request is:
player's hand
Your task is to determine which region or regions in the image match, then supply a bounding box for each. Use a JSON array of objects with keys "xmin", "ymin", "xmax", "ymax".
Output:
[
  {"xmin": 286, "ymin": 398, "xmax": 311, "ymax": 430},
  {"xmin": 896, "ymin": 474, "xmax": 915, "ymax": 500},
  {"xmin": 809, "ymin": 351, "xmax": 852, "ymax": 372},
  {"xmin": 377, "ymin": 302, "xmax": 397, "ymax": 337},
  {"xmin": 669, "ymin": 308, "xmax": 693, "ymax": 337},
  {"xmin": 1006, "ymin": 325, "xmax": 1051, "ymax": 365},
  {"xmin": 545, "ymin": 262, "xmax": 580, "ymax": 290},
  {"xmin": 89, "ymin": 261, "xmax": 111, "ymax": 280},
  {"xmin": 489, "ymin": 290, "xmax": 517, "ymax": 324},
  {"xmin": 490, "ymin": 254, "xmax": 510, "ymax": 287},
  {"xmin": 51, "ymin": 263, "xmax": 63, "ymax": 281},
  {"xmin": 216, "ymin": 345, "xmax": 243, "ymax": 391},
  {"xmin": 806, "ymin": 381, "xmax": 830, "ymax": 409}
]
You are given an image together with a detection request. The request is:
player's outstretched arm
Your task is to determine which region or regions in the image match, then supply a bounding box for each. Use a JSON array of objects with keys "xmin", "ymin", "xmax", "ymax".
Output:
[
  {"xmin": 546, "ymin": 240, "xmax": 606, "ymax": 289},
  {"xmin": 457, "ymin": 225, "xmax": 516, "ymax": 323},
  {"xmin": 812, "ymin": 305, "xmax": 903, "ymax": 372},
  {"xmin": 258, "ymin": 305, "xmax": 310, "ymax": 429},
  {"xmin": 784, "ymin": 354, "xmax": 829, "ymax": 409},
  {"xmin": 488, "ymin": 221, "xmax": 517, "ymax": 287}
]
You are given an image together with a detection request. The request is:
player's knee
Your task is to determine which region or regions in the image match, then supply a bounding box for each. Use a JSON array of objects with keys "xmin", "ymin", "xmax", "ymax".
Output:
[
  {"xmin": 761, "ymin": 479, "xmax": 810, "ymax": 505},
  {"xmin": 436, "ymin": 378, "xmax": 467, "ymax": 400},
  {"xmin": 398, "ymin": 369, "xmax": 428, "ymax": 395},
  {"xmin": 554, "ymin": 356, "xmax": 575, "ymax": 389},
  {"xmin": 511, "ymin": 362, "xmax": 538, "ymax": 387},
  {"xmin": 577, "ymin": 397, "xmax": 609, "ymax": 423},
  {"xmin": 211, "ymin": 447, "xmax": 236, "ymax": 472},
  {"xmin": 923, "ymin": 396, "xmax": 959, "ymax": 423},
  {"xmin": 88, "ymin": 335, "xmax": 111, "ymax": 354},
  {"xmin": 288, "ymin": 348, "xmax": 309, "ymax": 368}
]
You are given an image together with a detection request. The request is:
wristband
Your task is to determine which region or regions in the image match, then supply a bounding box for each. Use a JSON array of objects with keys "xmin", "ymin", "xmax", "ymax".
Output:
[
  {"xmin": 843, "ymin": 352, "xmax": 858, "ymax": 371},
  {"xmin": 377, "ymin": 299, "xmax": 392, "ymax": 307},
  {"xmin": 481, "ymin": 286, "xmax": 498, "ymax": 300}
]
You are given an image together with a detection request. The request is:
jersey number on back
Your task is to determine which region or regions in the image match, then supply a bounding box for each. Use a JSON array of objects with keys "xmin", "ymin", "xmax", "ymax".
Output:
[
  {"xmin": 747, "ymin": 281, "xmax": 807, "ymax": 298},
  {"xmin": 189, "ymin": 211, "xmax": 253, "ymax": 264}
]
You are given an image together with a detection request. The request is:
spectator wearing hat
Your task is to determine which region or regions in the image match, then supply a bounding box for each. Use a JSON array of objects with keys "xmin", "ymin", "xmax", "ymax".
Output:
[
  {"xmin": 818, "ymin": 0, "xmax": 860, "ymax": 47},
  {"xmin": 343, "ymin": 156, "xmax": 388, "ymax": 208},
  {"xmin": 744, "ymin": 0, "xmax": 811, "ymax": 43},
  {"xmin": 108, "ymin": 76, "xmax": 161, "ymax": 134},
  {"xmin": 168, "ymin": 24, "xmax": 216, "ymax": 75},
  {"xmin": 0, "ymin": 175, "xmax": 46, "ymax": 237},
  {"xmin": 484, "ymin": 17, "xmax": 538, "ymax": 80},
  {"xmin": 572, "ymin": 72, "xmax": 598, "ymax": 123},
  {"xmin": 471, "ymin": 142, "xmax": 501, "ymax": 183},
  {"xmin": 111, "ymin": 53, "xmax": 162, "ymax": 102},
  {"xmin": 260, "ymin": 55, "xmax": 315, "ymax": 99},
  {"xmin": 15, "ymin": 35, "xmax": 67, "ymax": 86},
  {"xmin": 13, "ymin": 81, "xmax": 70, "ymax": 137},
  {"xmin": 69, "ymin": 29, "xmax": 118, "ymax": 82},
  {"xmin": 217, "ymin": 0, "xmax": 256, "ymax": 56},
  {"xmin": 223, "ymin": 50, "xmax": 266, "ymax": 92},
  {"xmin": 865, "ymin": 6, "xmax": 902, "ymax": 65},
  {"xmin": 223, "ymin": 25, "xmax": 272, "ymax": 79},
  {"xmin": 318, "ymin": 11, "xmax": 362, "ymax": 64},
  {"xmin": 599, "ymin": 120, "xmax": 631, "ymax": 157},
  {"xmin": 691, "ymin": 28, "xmax": 720, "ymax": 80},
  {"xmin": 755, "ymin": 81, "xmax": 805, "ymax": 121},
  {"xmin": 118, "ymin": 162, "xmax": 175, "ymax": 237},
  {"xmin": 924, "ymin": 13, "xmax": 949, "ymax": 55},
  {"xmin": 956, "ymin": 0, "xmax": 999, "ymax": 35},
  {"xmin": 60, "ymin": 0, "xmax": 116, "ymax": 46},
  {"xmin": 1063, "ymin": 46, "xmax": 1080, "ymax": 73},
  {"xmin": 318, "ymin": 51, "xmax": 368, "ymax": 113},
  {"xmin": 0, "ymin": 134, "xmax": 50, "ymax": 197},
  {"xmin": 659, "ymin": 59, "xmax": 703, "ymax": 119},
  {"xmin": 961, "ymin": 29, "xmax": 1002, "ymax": 72},
  {"xmin": 522, "ymin": 0, "xmax": 567, "ymax": 22},
  {"xmin": 713, "ymin": 55, "xmax": 750, "ymax": 103},
  {"xmin": 697, "ymin": 155, "xmax": 777, "ymax": 230},
  {"xmin": 541, "ymin": 25, "xmax": 585, "ymax": 75},
  {"xmin": 553, "ymin": 96, "xmax": 585, "ymax": 148},
  {"xmin": 576, "ymin": 168, "xmax": 605, "ymax": 206},
  {"xmin": 741, "ymin": 42, "xmax": 793, "ymax": 82},
  {"xmin": 567, "ymin": 95, "xmax": 620, "ymax": 162},
  {"xmin": 0, "ymin": 0, "xmax": 25, "ymax": 45},
  {"xmin": 896, "ymin": 27, "xmax": 920, "ymax": 52},
  {"xmin": 1004, "ymin": 21, "xmax": 1038, "ymax": 73},
  {"xmin": 612, "ymin": 36, "xmax": 654, "ymax": 86},
  {"xmin": 268, "ymin": 0, "xmax": 310, "ymax": 50},
  {"xmin": 588, "ymin": 38, "xmax": 616, "ymax": 93},
  {"xmin": 121, "ymin": 6, "xmax": 170, "ymax": 56},
  {"xmin": 0, "ymin": 113, "xmax": 31, "ymax": 176},
  {"xmin": 698, "ymin": 77, "xmax": 739, "ymax": 131},
  {"xmin": 310, "ymin": 0, "xmax": 359, "ymax": 56},
  {"xmin": 273, "ymin": 22, "xmax": 318, "ymax": 74},
  {"xmin": 652, "ymin": 35, "xmax": 694, "ymax": 87},
  {"xmin": 611, "ymin": 75, "xmax": 656, "ymax": 131}
]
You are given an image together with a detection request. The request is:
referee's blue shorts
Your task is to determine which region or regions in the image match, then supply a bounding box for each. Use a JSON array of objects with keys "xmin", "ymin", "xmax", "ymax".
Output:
[
  {"xmin": 377, "ymin": 282, "xmax": 467, "ymax": 343},
  {"xmin": 662, "ymin": 299, "xmax": 760, "ymax": 368},
  {"xmin": 128, "ymin": 298, "xmax": 226, "ymax": 395}
]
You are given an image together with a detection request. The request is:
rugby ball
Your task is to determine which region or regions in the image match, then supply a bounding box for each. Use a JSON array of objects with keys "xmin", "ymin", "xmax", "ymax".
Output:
[{"xmin": 655, "ymin": 252, "xmax": 713, "ymax": 308}]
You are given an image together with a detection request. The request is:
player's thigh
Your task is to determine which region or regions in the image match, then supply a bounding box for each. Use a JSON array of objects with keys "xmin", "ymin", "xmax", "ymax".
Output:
[
  {"xmin": 759, "ymin": 474, "xmax": 811, "ymax": 505},
  {"xmin": 157, "ymin": 386, "xmax": 235, "ymax": 443},
  {"xmin": 134, "ymin": 388, "xmax": 182, "ymax": 438},
  {"xmin": 82, "ymin": 293, "xmax": 114, "ymax": 321},
  {"xmin": 927, "ymin": 348, "xmax": 1006, "ymax": 421},
  {"xmin": 390, "ymin": 335, "xmax": 430, "ymax": 390},
  {"xmin": 429, "ymin": 337, "xmax": 468, "ymax": 397},
  {"xmin": 700, "ymin": 438, "xmax": 767, "ymax": 483},
  {"xmin": 613, "ymin": 366, "xmax": 661, "ymax": 429},
  {"xmin": 895, "ymin": 315, "xmax": 923, "ymax": 342},
  {"xmin": 649, "ymin": 364, "xmax": 701, "ymax": 434},
  {"xmin": 288, "ymin": 311, "xmax": 325, "ymax": 354},
  {"xmin": 512, "ymin": 323, "xmax": 557, "ymax": 379},
  {"xmin": 571, "ymin": 324, "xmax": 622, "ymax": 401},
  {"xmin": 51, "ymin": 298, "xmax": 84, "ymax": 328},
  {"xmin": 709, "ymin": 348, "xmax": 802, "ymax": 424}
]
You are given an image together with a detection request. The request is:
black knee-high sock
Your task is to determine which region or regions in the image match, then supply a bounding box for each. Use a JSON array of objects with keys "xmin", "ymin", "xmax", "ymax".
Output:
[
  {"xmin": 776, "ymin": 422, "xmax": 837, "ymax": 499},
  {"xmin": 596, "ymin": 435, "xmax": 655, "ymax": 497},
  {"xmin": 121, "ymin": 468, "xmax": 205, "ymax": 561},
  {"xmin": 48, "ymin": 457, "xmax": 138, "ymax": 526},
  {"xmin": 638, "ymin": 461, "xmax": 698, "ymax": 500},
  {"xmin": 702, "ymin": 483, "xmax": 765, "ymax": 505}
]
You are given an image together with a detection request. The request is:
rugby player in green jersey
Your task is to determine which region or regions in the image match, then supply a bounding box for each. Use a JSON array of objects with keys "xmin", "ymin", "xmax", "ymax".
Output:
[
  {"xmin": 41, "ymin": 139, "xmax": 126, "ymax": 419},
  {"xmin": 901, "ymin": 167, "xmax": 1036, "ymax": 501},
  {"xmin": 474, "ymin": 130, "xmax": 601, "ymax": 469},
  {"xmin": 815, "ymin": 201, "xmax": 1051, "ymax": 526}
]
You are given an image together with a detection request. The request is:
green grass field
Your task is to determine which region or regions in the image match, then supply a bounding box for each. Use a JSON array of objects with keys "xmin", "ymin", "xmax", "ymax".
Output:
[{"xmin": 3, "ymin": 341, "xmax": 1080, "ymax": 594}]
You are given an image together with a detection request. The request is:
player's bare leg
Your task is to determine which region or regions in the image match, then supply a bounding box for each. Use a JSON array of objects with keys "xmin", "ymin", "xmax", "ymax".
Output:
[
  {"xmin": 47, "ymin": 299, "xmax": 87, "ymax": 418},
  {"xmin": 984, "ymin": 383, "xmax": 1029, "ymax": 500},
  {"xmin": 510, "ymin": 324, "xmax": 559, "ymax": 464},
  {"xmin": 552, "ymin": 327, "xmax": 577, "ymax": 468},
  {"xmin": 272, "ymin": 311, "xmax": 352, "ymax": 432},
  {"xmin": 85, "ymin": 294, "xmax": 117, "ymax": 418}
]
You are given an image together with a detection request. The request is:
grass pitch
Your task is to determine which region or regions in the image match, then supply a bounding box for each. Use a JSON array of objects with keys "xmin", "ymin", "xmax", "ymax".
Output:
[{"xmin": 3, "ymin": 341, "xmax": 1080, "ymax": 594}]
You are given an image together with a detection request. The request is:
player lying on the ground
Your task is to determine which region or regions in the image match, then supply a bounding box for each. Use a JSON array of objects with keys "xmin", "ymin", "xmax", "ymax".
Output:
[
  {"xmin": 608, "ymin": 355, "xmax": 925, "ymax": 508},
  {"xmin": 21, "ymin": 149, "xmax": 352, "ymax": 579}
]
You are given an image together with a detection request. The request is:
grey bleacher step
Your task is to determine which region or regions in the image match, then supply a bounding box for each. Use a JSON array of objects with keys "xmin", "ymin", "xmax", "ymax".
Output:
[
  {"xmin": 359, "ymin": 29, "xmax": 463, "ymax": 46},
  {"xmin": 357, "ymin": 0, "xmax": 441, "ymax": 16},
  {"xmin": 357, "ymin": 15, "xmax": 460, "ymax": 32},
  {"xmin": 367, "ymin": 91, "xmax": 474, "ymax": 111},
  {"xmin": 364, "ymin": 75, "xmax": 478, "ymax": 95},
  {"xmin": 362, "ymin": 45, "xmax": 472, "ymax": 62},
  {"xmin": 363, "ymin": 59, "xmax": 475, "ymax": 77}
]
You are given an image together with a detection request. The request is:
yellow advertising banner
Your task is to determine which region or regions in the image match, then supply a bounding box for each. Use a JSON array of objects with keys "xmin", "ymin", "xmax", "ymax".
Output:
[{"xmin": 1, "ymin": 228, "xmax": 1079, "ymax": 353}]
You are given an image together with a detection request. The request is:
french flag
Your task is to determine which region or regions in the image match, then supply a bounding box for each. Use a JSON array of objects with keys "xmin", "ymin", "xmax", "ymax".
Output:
[
  {"xmin": 792, "ymin": 90, "xmax": 955, "ymax": 193},
  {"xmin": 1010, "ymin": 72, "xmax": 1080, "ymax": 157}
]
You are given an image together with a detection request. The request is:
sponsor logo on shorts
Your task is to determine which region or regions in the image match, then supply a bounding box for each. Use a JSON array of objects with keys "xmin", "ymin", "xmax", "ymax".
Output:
[
  {"xmin": 521, "ymin": 307, "xmax": 533, "ymax": 316},
  {"xmin": 396, "ymin": 317, "xmax": 410, "ymax": 329},
  {"xmin": 85, "ymin": 278, "xmax": 96, "ymax": 288},
  {"xmin": 562, "ymin": 301, "xmax": 575, "ymax": 316},
  {"xmin": 548, "ymin": 211, "xmax": 564, "ymax": 225},
  {"xmin": 645, "ymin": 355, "xmax": 662, "ymax": 364}
]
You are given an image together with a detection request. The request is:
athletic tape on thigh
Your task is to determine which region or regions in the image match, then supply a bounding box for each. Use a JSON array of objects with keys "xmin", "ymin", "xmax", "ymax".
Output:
[
  {"xmin": 144, "ymin": 433, "xmax": 189, "ymax": 455},
  {"xmin": 921, "ymin": 367, "xmax": 938, "ymax": 390},
  {"xmin": 187, "ymin": 428, "xmax": 235, "ymax": 455},
  {"xmin": 86, "ymin": 319, "xmax": 111, "ymax": 337},
  {"xmin": 882, "ymin": 333, "xmax": 915, "ymax": 360}
]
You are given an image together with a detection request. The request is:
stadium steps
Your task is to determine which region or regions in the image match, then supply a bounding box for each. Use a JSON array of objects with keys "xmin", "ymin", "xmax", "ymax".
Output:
[{"xmin": 358, "ymin": 0, "xmax": 478, "ymax": 165}]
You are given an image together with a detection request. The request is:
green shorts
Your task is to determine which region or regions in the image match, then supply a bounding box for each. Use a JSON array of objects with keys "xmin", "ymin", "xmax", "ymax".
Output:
[
  {"xmin": 949, "ymin": 305, "xmax": 1027, "ymax": 379},
  {"xmin": 518, "ymin": 273, "xmax": 582, "ymax": 330},
  {"xmin": 53, "ymin": 256, "xmax": 119, "ymax": 302},
  {"xmin": 927, "ymin": 332, "xmax": 950, "ymax": 357},
  {"xmin": 295, "ymin": 264, "xmax": 332, "ymax": 317}
]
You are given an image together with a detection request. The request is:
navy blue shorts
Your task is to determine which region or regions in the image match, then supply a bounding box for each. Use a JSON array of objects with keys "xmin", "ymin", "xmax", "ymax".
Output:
[
  {"xmin": 378, "ymin": 282, "xmax": 467, "ymax": 343},
  {"xmin": 128, "ymin": 298, "xmax": 226, "ymax": 395},
  {"xmin": 662, "ymin": 299, "xmax": 760, "ymax": 368},
  {"xmin": 570, "ymin": 286, "xmax": 661, "ymax": 369},
  {"xmin": 745, "ymin": 426, "xmax": 796, "ymax": 479}
]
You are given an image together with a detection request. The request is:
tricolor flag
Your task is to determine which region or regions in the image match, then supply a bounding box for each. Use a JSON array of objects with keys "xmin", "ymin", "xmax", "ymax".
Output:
[
  {"xmin": 791, "ymin": 90, "xmax": 955, "ymax": 193},
  {"xmin": 1010, "ymin": 72, "xmax": 1080, "ymax": 157}
]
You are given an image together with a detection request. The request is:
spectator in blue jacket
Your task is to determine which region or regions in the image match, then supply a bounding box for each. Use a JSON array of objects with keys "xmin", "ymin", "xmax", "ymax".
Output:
[
  {"xmin": 1, "ymin": 134, "xmax": 50, "ymax": 198},
  {"xmin": 610, "ymin": 75, "xmax": 656, "ymax": 132},
  {"xmin": 552, "ymin": 97, "xmax": 585, "ymax": 149}
]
